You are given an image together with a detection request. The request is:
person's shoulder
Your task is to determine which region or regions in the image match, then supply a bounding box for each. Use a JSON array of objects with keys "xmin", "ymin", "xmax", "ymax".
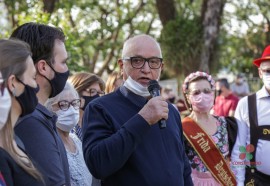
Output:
[
  {"xmin": 228, "ymin": 93, "xmax": 239, "ymax": 100},
  {"xmin": 91, "ymin": 89, "xmax": 123, "ymax": 106},
  {"xmin": 230, "ymin": 82, "xmax": 237, "ymax": 88},
  {"xmin": 0, "ymin": 147, "xmax": 13, "ymax": 164},
  {"xmin": 236, "ymin": 95, "xmax": 248, "ymax": 107}
]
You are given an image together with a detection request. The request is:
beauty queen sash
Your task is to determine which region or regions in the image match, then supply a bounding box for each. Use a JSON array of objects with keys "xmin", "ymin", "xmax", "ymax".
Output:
[{"xmin": 182, "ymin": 117, "xmax": 236, "ymax": 186}]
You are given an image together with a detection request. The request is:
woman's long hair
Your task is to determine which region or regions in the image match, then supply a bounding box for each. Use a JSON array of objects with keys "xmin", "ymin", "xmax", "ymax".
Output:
[{"xmin": 0, "ymin": 39, "xmax": 43, "ymax": 181}]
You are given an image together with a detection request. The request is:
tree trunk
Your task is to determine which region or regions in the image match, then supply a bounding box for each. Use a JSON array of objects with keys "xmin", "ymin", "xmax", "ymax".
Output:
[
  {"xmin": 43, "ymin": 0, "xmax": 57, "ymax": 13},
  {"xmin": 199, "ymin": 0, "xmax": 226, "ymax": 73},
  {"xmin": 265, "ymin": 17, "xmax": 270, "ymax": 44},
  {"xmin": 155, "ymin": 0, "xmax": 176, "ymax": 26}
]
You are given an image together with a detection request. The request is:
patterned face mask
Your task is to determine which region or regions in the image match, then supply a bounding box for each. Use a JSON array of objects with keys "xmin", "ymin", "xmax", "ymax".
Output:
[{"xmin": 189, "ymin": 92, "xmax": 214, "ymax": 113}]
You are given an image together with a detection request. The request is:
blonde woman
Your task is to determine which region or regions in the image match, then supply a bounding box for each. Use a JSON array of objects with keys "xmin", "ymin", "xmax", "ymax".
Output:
[
  {"xmin": 105, "ymin": 71, "xmax": 123, "ymax": 94},
  {"xmin": 0, "ymin": 39, "xmax": 45, "ymax": 185}
]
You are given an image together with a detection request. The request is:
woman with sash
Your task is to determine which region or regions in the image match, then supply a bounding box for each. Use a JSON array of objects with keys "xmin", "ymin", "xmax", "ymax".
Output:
[{"xmin": 182, "ymin": 71, "xmax": 236, "ymax": 186}]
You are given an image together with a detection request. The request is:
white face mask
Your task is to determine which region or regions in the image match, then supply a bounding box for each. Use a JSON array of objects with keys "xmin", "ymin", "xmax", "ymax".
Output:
[
  {"xmin": 262, "ymin": 73, "xmax": 270, "ymax": 89},
  {"xmin": 0, "ymin": 88, "xmax": 12, "ymax": 130},
  {"xmin": 56, "ymin": 106, "xmax": 79, "ymax": 132},
  {"xmin": 123, "ymin": 76, "xmax": 150, "ymax": 97}
]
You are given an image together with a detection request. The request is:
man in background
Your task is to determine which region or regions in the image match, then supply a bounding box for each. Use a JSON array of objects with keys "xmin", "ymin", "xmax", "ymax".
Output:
[
  {"xmin": 231, "ymin": 74, "xmax": 250, "ymax": 99},
  {"xmin": 212, "ymin": 78, "xmax": 239, "ymax": 116}
]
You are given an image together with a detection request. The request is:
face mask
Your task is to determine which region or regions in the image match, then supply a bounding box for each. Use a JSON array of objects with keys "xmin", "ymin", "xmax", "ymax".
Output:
[
  {"xmin": 189, "ymin": 92, "xmax": 214, "ymax": 113},
  {"xmin": 123, "ymin": 76, "xmax": 150, "ymax": 97},
  {"xmin": 0, "ymin": 88, "xmax": 11, "ymax": 129},
  {"xmin": 56, "ymin": 106, "xmax": 79, "ymax": 132},
  {"xmin": 15, "ymin": 79, "xmax": 39, "ymax": 117},
  {"xmin": 44, "ymin": 63, "xmax": 70, "ymax": 98},
  {"xmin": 262, "ymin": 73, "xmax": 270, "ymax": 89},
  {"xmin": 81, "ymin": 95, "xmax": 99, "ymax": 111}
]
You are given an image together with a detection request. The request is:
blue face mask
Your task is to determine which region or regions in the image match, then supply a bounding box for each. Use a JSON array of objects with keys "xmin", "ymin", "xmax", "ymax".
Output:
[
  {"xmin": 43, "ymin": 63, "xmax": 69, "ymax": 98},
  {"xmin": 15, "ymin": 78, "xmax": 39, "ymax": 117},
  {"xmin": 81, "ymin": 95, "xmax": 100, "ymax": 111}
]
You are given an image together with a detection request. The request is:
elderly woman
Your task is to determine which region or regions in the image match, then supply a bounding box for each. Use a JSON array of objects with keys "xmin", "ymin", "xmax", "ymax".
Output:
[
  {"xmin": 182, "ymin": 71, "xmax": 236, "ymax": 186},
  {"xmin": 46, "ymin": 82, "xmax": 93, "ymax": 186}
]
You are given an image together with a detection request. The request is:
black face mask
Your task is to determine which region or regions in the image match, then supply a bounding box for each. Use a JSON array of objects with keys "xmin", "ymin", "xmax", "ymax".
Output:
[
  {"xmin": 15, "ymin": 79, "xmax": 39, "ymax": 117},
  {"xmin": 81, "ymin": 95, "xmax": 100, "ymax": 110},
  {"xmin": 44, "ymin": 63, "xmax": 69, "ymax": 98}
]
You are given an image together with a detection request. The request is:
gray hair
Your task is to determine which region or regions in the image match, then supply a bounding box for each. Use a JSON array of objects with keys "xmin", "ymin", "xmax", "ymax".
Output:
[{"xmin": 45, "ymin": 82, "xmax": 79, "ymax": 113}]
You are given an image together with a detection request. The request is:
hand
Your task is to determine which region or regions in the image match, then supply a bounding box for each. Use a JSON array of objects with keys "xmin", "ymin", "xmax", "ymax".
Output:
[{"xmin": 138, "ymin": 96, "xmax": 169, "ymax": 125}]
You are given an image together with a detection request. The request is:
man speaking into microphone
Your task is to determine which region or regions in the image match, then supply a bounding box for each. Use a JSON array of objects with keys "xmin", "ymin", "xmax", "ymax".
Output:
[{"xmin": 82, "ymin": 34, "xmax": 193, "ymax": 186}]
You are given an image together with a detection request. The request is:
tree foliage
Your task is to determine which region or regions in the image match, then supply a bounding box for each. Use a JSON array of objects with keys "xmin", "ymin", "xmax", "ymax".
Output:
[
  {"xmin": 1, "ymin": 0, "xmax": 270, "ymax": 80},
  {"xmin": 1, "ymin": 0, "xmax": 160, "ymax": 77}
]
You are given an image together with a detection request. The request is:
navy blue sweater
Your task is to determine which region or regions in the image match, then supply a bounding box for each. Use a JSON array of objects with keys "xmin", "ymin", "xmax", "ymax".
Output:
[{"xmin": 82, "ymin": 87, "xmax": 193, "ymax": 186}]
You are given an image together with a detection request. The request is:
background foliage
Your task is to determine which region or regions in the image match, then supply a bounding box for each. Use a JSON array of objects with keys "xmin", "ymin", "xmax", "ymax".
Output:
[{"xmin": 1, "ymin": 0, "xmax": 269, "ymax": 86}]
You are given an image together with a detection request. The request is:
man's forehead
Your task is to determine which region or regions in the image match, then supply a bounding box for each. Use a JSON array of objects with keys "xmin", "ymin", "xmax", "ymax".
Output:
[
  {"xmin": 260, "ymin": 61, "xmax": 270, "ymax": 69},
  {"xmin": 122, "ymin": 36, "xmax": 161, "ymax": 57}
]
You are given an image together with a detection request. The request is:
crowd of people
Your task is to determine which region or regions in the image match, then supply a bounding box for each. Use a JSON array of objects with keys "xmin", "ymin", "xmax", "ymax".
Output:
[{"xmin": 0, "ymin": 21, "xmax": 270, "ymax": 186}]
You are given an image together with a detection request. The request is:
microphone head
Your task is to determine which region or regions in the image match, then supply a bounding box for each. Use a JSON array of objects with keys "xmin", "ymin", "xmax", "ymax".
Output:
[{"xmin": 147, "ymin": 80, "xmax": 160, "ymax": 93}]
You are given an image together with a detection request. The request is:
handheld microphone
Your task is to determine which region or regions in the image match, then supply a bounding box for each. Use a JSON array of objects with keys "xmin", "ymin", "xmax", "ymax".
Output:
[{"xmin": 147, "ymin": 80, "xmax": 166, "ymax": 129}]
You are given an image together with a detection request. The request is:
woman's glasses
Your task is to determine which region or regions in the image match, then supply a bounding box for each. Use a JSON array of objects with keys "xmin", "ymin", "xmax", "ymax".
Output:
[
  {"xmin": 85, "ymin": 88, "xmax": 105, "ymax": 97},
  {"xmin": 57, "ymin": 99, "xmax": 81, "ymax": 111}
]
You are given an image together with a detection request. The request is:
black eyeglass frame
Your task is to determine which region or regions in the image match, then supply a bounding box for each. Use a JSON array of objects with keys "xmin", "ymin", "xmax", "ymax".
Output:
[
  {"xmin": 84, "ymin": 88, "xmax": 105, "ymax": 97},
  {"xmin": 57, "ymin": 99, "xmax": 81, "ymax": 111},
  {"xmin": 122, "ymin": 56, "xmax": 163, "ymax": 69}
]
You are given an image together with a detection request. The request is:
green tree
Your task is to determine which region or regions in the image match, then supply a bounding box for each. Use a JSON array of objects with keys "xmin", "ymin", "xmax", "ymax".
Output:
[{"xmin": 1, "ymin": 0, "xmax": 160, "ymax": 77}]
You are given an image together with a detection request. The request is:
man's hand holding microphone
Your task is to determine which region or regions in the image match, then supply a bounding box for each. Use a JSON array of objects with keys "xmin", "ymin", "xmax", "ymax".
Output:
[{"xmin": 138, "ymin": 80, "xmax": 168, "ymax": 128}]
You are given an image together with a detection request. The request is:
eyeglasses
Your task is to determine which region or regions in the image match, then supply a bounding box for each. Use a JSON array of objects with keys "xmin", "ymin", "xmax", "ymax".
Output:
[
  {"xmin": 188, "ymin": 88, "xmax": 214, "ymax": 96},
  {"xmin": 123, "ymin": 57, "xmax": 163, "ymax": 69},
  {"xmin": 57, "ymin": 99, "xmax": 81, "ymax": 111},
  {"xmin": 85, "ymin": 88, "xmax": 105, "ymax": 97}
]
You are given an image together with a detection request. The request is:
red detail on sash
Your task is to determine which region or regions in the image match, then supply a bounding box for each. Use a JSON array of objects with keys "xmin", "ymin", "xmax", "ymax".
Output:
[{"xmin": 183, "ymin": 117, "xmax": 236, "ymax": 186}]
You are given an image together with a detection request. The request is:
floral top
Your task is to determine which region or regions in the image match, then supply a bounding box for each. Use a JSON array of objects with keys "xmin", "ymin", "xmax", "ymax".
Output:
[{"xmin": 184, "ymin": 116, "xmax": 229, "ymax": 172}]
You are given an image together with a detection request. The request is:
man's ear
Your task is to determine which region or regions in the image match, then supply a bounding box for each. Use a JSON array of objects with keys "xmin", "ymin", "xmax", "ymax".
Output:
[
  {"xmin": 118, "ymin": 59, "xmax": 124, "ymax": 76},
  {"xmin": 258, "ymin": 68, "xmax": 263, "ymax": 79},
  {"xmin": 118, "ymin": 59, "xmax": 123, "ymax": 70},
  {"xmin": 36, "ymin": 60, "xmax": 48, "ymax": 76},
  {"xmin": 160, "ymin": 63, "xmax": 164, "ymax": 73}
]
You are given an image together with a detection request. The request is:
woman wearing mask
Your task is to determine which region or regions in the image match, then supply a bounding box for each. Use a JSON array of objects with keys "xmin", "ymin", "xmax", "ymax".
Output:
[
  {"xmin": 182, "ymin": 71, "xmax": 236, "ymax": 186},
  {"xmin": 46, "ymin": 82, "xmax": 93, "ymax": 186},
  {"xmin": 68, "ymin": 72, "xmax": 105, "ymax": 141},
  {"xmin": 0, "ymin": 39, "xmax": 44, "ymax": 185}
]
